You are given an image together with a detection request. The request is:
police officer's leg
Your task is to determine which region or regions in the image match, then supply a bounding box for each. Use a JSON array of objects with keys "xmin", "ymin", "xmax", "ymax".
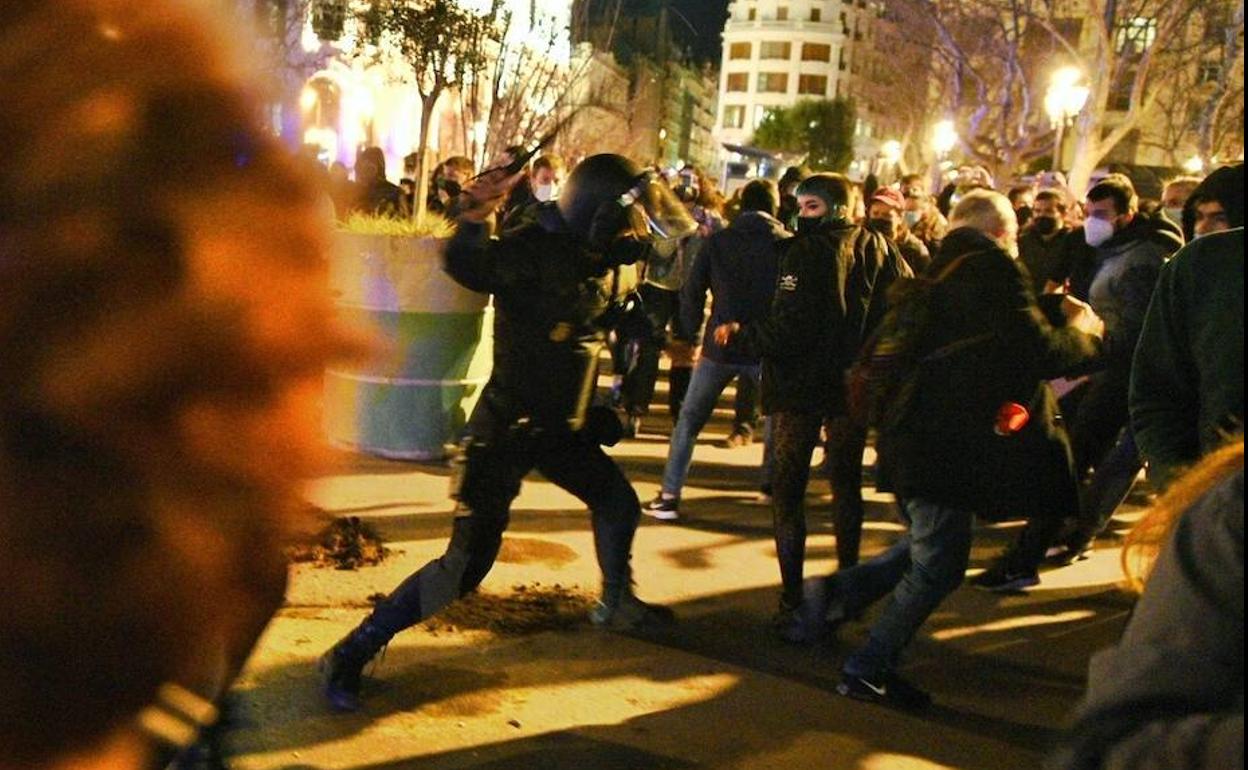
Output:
[
  {"xmin": 320, "ymin": 437, "xmax": 530, "ymax": 710},
  {"xmin": 535, "ymin": 433, "xmax": 674, "ymax": 627}
]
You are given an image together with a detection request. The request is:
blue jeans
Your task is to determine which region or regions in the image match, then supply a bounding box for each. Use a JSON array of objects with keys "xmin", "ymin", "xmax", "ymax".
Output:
[
  {"xmin": 660, "ymin": 358, "xmax": 762, "ymax": 494},
  {"xmin": 839, "ymin": 497, "xmax": 974, "ymax": 678}
]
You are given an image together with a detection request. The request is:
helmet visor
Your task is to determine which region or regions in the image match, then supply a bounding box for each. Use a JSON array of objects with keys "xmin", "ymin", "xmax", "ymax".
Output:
[{"xmin": 624, "ymin": 172, "xmax": 698, "ymax": 243}]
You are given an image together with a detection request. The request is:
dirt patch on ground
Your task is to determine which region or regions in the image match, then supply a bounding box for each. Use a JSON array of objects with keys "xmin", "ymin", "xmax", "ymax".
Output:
[
  {"xmin": 496, "ymin": 537, "xmax": 579, "ymax": 567},
  {"xmin": 289, "ymin": 515, "xmax": 393, "ymax": 570},
  {"xmin": 415, "ymin": 582, "xmax": 596, "ymax": 635}
]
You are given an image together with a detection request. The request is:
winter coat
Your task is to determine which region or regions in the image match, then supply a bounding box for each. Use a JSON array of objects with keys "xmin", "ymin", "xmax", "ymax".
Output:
[
  {"xmin": 1131, "ymin": 228, "xmax": 1245, "ymax": 488},
  {"xmin": 878, "ymin": 227, "xmax": 1101, "ymax": 517},
  {"xmin": 676, "ymin": 211, "xmax": 789, "ymax": 365},
  {"xmin": 730, "ymin": 221, "xmax": 907, "ymax": 416}
]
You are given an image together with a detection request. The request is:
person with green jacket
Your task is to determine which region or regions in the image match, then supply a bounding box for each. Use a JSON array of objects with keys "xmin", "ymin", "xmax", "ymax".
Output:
[{"xmin": 1131, "ymin": 226, "xmax": 1245, "ymax": 489}]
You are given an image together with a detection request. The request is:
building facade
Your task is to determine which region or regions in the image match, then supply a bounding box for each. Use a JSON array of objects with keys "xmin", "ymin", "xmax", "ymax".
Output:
[{"xmin": 713, "ymin": 0, "xmax": 919, "ymax": 178}]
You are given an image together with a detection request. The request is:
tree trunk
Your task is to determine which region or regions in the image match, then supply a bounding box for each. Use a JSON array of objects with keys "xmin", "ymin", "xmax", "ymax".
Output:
[{"xmin": 412, "ymin": 91, "xmax": 441, "ymax": 225}]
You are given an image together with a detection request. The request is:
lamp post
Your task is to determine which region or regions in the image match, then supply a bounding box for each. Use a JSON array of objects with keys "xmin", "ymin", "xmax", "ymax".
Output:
[{"xmin": 1045, "ymin": 66, "xmax": 1089, "ymax": 174}]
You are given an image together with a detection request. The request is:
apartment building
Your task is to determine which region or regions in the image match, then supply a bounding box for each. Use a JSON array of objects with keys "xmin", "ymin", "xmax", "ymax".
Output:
[{"xmin": 714, "ymin": 0, "xmax": 904, "ymax": 175}]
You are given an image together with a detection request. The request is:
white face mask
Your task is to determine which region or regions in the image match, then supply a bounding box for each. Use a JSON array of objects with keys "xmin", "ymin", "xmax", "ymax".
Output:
[
  {"xmin": 1163, "ymin": 207, "xmax": 1184, "ymax": 225},
  {"xmin": 1084, "ymin": 216, "xmax": 1115, "ymax": 247},
  {"xmin": 534, "ymin": 183, "xmax": 558, "ymax": 202},
  {"xmin": 903, "ymin": 210, "xmax": 921, "ymax": 228}
]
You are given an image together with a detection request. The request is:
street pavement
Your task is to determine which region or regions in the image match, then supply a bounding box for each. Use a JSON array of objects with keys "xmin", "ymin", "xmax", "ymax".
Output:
[{"xmin": 226, "ymin": 375, "xmax": 1137, "ymax": 770}]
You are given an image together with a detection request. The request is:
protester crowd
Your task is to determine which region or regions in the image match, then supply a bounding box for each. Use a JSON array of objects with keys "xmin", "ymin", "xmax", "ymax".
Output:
[{"xmin": 2, "ymin": 1, "xmax": 1243, "ymax": 768}]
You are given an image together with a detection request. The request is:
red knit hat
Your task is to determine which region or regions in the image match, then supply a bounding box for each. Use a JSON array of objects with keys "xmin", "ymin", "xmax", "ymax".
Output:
[{"xmin": 870, "ymin": 187, "xmax": 906, "ymax": 211}]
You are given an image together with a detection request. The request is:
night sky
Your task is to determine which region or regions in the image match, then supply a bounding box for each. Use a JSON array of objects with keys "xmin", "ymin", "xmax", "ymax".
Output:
[{"xmin": 670, "ymin": 0, "xmax": 731, "ymax": 62}]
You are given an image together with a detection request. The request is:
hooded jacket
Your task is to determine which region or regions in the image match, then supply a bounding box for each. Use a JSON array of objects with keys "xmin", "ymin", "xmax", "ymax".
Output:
[
  {"xmin": 677, "ymin": 210, "xmax": 789, "ymax": 364},
  {"xmin": 728, "ymin": 220, "xmax": 908, "ymax": 415}
]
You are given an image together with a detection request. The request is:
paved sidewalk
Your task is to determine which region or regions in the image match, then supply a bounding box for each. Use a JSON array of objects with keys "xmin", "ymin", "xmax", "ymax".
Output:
[{"xmin": 228, "ymin": 386, "xmax": 1137, "ymax": 770}]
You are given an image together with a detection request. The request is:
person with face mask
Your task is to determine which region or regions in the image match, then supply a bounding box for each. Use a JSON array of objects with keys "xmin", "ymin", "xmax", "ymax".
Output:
[
  {"xmin": 713, "ymin": 173, "xmax": 910, "ymax": 629},
  {"xmin": 899, "ymin": 173, "xmax": 948, "ymax": 255},
  {"xmin": 1159, "ymin": 175, "xmax": 1201, "ymax": 229},
  {"xmin": 531, "ymin": 155, "xmax": 564, "ymax": 202},
  {"xmin": 320, "ymin": 154, "xmax": 691, "ymax": 712},
  {"xmin": 618, "ymin": 164, "xmax": 725, "ymax": 437},
  {"xmin": 867, "ymin": 186, "xmax": 931, "ymax": 275},
  {"xmin": 976, "ymin": 174, "xmax": 1181, "ymax": 589},
  {"xmin": 1017, "ymin": 189, "xmax": 1073, "ymax": 295}
]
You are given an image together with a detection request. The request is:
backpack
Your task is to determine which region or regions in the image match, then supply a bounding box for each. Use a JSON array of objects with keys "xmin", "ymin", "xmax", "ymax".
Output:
[{"xmin": 848, "ymin": 252, "xmax": 988, "ymax": 432}]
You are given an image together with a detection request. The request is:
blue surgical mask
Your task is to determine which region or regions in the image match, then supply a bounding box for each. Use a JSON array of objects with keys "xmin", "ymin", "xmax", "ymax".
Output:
[
  {"xmin": 903, "ymin": 210, "xmax": 921, "ymax": 228},
  {"xmin": 1163, "ymin": 207, "xmax": 1184, "ymax": 225}
]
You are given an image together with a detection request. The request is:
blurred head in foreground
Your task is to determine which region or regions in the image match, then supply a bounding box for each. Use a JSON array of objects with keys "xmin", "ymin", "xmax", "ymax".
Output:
[{"xmin": 0, "ymin": 1, "xmax": 360, "ymax": 767}]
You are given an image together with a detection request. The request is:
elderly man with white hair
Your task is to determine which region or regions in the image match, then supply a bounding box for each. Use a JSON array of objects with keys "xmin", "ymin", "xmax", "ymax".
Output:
[{"xmin": 798, "ymin": 189, "xmax": 1104, "ymax": 710}]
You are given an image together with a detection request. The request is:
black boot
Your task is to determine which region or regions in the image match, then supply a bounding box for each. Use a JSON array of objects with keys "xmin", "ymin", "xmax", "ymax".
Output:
[{"xmin": 319, "ymin": 620, "xmax": 391, "ymax": 712}]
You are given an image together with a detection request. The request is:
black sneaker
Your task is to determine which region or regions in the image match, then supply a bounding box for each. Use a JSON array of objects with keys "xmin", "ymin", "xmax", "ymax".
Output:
[
  {"xmin": 970, "ymin": 565, "xmax": 1040, "ymax": 593},
  {"xmin": 643, "ymin": 494, "xmax": 680, "ymax": 521},
  {"xmin": 837, "ymin": 672, "xmax": 932, "ymax": 711}
]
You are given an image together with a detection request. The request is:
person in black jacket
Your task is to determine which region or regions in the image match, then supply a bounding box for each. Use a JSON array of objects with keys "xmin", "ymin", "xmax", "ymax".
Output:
[
  {"xmin": 319, "ymin": 155, "xmax": 691, "ymax": 712},
  {"xmin": 801, "ymin": 190, "xmax": 1103, "ymax": 709},
  {"xmin": 642, "ymin": 179, "xmax": 789, "ymax": 520},
  {"xmin": 715, "ymin": 173, "xmax": 909, "ymax": 629}
]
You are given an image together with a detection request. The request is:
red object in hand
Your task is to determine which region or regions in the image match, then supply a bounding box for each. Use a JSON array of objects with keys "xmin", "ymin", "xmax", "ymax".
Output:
[{"xmin": 994, "ymin": 402, "xmax": 1030, "ymax": 436}]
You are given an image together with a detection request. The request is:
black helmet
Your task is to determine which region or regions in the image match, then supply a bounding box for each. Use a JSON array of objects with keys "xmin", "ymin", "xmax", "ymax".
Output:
[{"xmin": 558, "ymin": 154, "xmax": 644, "ymax": 239}]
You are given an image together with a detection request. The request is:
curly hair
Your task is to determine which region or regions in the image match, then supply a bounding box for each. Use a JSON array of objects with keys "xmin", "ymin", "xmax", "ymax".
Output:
[{"xmin": 0, "ymin": 0, "xmax": 362, "ymax": 764}]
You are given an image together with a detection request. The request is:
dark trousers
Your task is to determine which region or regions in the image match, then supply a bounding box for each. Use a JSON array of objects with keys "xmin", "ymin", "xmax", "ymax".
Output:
[
  {"xmin": 365, "ymin": 429, "xmax": 641, "ymax": 637},
  {"xmin": 770, "ymin": 411, "xmax": 869, "ymax": 607},
  {"xmin": 620, "ymin": 284, "xmax": 690, "ymax": 418},
  {"xmin": 733, "ymin": 372, "xmax": 761, "ymax": 435}
]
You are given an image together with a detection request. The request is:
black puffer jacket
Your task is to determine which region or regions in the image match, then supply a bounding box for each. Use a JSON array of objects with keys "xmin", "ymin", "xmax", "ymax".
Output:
[
  {"xmin": 879, "ymin": 228, "xmax": 1101, "ymax": 517},
  {"xmin": 729, "ymin": 220, "xmax": 908, "ymax": 415}
]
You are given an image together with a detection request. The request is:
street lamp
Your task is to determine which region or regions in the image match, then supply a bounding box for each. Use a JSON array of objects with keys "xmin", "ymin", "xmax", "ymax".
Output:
[
  {"xmin": 1182, "ymin": 155, "xmax": 1205, "ymax": 174},
  {"xmin": 932, "ymin": 120, "xmax": 958, "ymax": 158},
  {"xmin": 1045, "ymin": 66, "xmax": 1089, "ymax": 173}
]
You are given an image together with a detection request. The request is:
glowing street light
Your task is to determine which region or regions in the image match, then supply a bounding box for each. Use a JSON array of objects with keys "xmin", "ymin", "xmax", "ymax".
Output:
[
  {"xmin": 879, "ymin": 139, "xmax": 902, "ymax": 165},
  {"xmin": 1045, "ymin": 66, "xmax": 1089, "ymax": 173},
  {"xmin": 1183, "ymin": 155, "xmax": 1205, "ymax": 174},
  {"xmin": 932, "ymin": 120, "xmax": 958, "ymax": 157}
]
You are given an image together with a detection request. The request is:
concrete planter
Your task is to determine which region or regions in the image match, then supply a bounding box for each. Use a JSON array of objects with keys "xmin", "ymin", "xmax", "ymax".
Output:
[{"xmin": 325, "ymin": 232, "xmax": 493, "ymax": 461}]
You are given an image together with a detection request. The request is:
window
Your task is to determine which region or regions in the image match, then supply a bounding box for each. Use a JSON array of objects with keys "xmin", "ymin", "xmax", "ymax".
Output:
[
  {"xmin": 729, "ymin": 42, "xmax": 752, "ymax": 60},
  {"xmin": 748, "ymin": 7, "xmax": 757, "ymax": 20},
  {"xmin": 798, "ymin": 74, "xmax": 828, "ymax": 95},
  {"xmin": 1199, "ymin": 62, "xmax": 1221, "ymax": 84},
  {"xmin": 1115, "ymin": 17, "xmax": 1157, "ymax": 55},
  {"xmin": 722, "ymin": 105, "xmax": 746, "ymax": 128},
  {"xmin": 802, "ymin": 43, "xmax": 831, "ymax": 61},
  {"xmin": 758, "ymin": 72, "xmax": 789, "ymax": 92},
  {"xmin": 777, "ymin": 6, "xmax": 789, "ymax": 21},
  {"xmin": 811, "ymin": 8, "xmax": 822, "ymax": 21},
  {"xmin": 760, "ymin": 41, "xmax": 792, "ymax": 59},
  {"xmin": 726, "ymin": 72, "xmax": 749, "ymax": 91}
]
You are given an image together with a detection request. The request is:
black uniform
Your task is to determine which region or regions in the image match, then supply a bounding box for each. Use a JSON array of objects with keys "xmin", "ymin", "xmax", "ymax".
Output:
[{"xmin": 320, "ymin": 156, "xmax": 686, "ymax": 711}]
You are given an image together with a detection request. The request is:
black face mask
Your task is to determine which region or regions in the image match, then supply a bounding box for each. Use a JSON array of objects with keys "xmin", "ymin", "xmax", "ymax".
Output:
[
  {"xmin": 1015, "ymin": 205, "xmax": 1033, "ymax": 228},
  {"xmin": 867, "ymin": 217, "xmax": 896, "ymax": 240},
  {"xmin": 1032, "ymin": 216, "xmax": 1060, "ymax": 236},
  {"xmin": 794, "ymin": 216, "xmax": 823, "ymax": 235}
]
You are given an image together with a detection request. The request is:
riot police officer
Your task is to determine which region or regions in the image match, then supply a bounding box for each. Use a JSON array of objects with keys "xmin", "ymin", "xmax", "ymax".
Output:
[{"xmin": 320, "ymin": 154, "xmax": 693, "ymax": 712}]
